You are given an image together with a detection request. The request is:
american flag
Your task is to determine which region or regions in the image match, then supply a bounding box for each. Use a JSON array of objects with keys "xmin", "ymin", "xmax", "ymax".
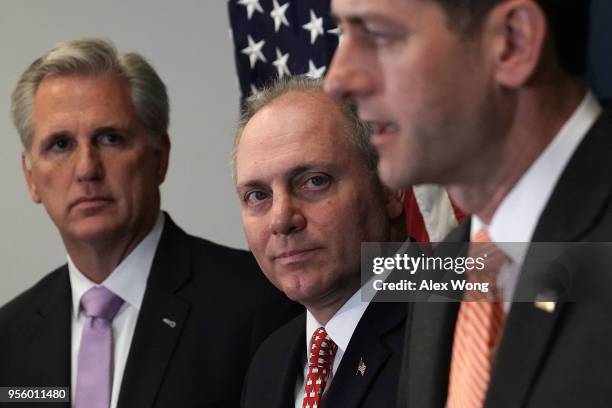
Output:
[{"xmin": 227, "ymin": 0, "xmax": 462, "ymax": 242}]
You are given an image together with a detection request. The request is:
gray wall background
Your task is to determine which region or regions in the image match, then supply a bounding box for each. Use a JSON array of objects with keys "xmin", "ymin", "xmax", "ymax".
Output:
[{"xmin": 0, "ymin": 0, "xmax": 247, "ymax": 305}]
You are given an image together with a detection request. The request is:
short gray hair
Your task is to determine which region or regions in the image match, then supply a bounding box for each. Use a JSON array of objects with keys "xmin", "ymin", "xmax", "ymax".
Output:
[
  {"xmin": 232, "ymin": 76, "xmax": 377, "ymax": 176},
  {"xmin": 12, "ymin": 38, "xmax": 169, "ymax": 149}
]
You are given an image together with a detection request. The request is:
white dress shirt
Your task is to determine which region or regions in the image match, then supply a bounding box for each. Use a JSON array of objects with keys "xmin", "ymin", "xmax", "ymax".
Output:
[
  {"xmin": 471, "ymin": 92, "xmax": 602, "ymax": 310},
  {"xmin": 69, "ymin": 212, "xmax": 164, "ymax": 408},
  {"xmin": 294, "ymin": 287, "xmax": 371, "ymax": 407}
]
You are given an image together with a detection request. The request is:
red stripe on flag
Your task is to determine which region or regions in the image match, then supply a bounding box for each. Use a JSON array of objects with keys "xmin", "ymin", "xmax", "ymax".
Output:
[{"xmin": 450, "ymin": 197, "xmax": 466, "ymax": 224}]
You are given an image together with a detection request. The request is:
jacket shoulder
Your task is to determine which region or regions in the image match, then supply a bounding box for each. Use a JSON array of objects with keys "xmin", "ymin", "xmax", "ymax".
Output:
[{"xmin": 0, "ymin": 265, "xmax": 68, "ymax": 334}]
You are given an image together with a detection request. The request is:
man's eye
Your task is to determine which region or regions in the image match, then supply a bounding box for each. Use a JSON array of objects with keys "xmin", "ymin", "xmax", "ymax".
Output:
[
  {"xmin": 98, "ymin": 132, "xmax": 123, "ymax": 145},
  {"xmin": 358, "ymin": 25, "xmax": 394, "ymax": 46},
  {"xmin": 245, "ymin": 190, "xmax": 269, "ymax": 206},
  {"xmin": 302, "ymin": 174, "xmax": 331, "ymax": 190},
  {"xmin": 47, "ymin": 137, "xmax": 73, "ymax": 152}
]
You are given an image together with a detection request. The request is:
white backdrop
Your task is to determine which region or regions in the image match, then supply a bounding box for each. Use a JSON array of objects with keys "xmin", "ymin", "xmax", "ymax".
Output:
[{"xmin": 0, "ymin": 0, "xmax": 248, "ymax": 305}]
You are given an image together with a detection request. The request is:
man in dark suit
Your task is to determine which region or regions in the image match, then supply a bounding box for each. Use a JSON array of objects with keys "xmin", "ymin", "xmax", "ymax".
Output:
[
  {"xmin": 234, "ymin": 77, "xmax": 408, "ymax": 408},
  {"xmin": 325, "ymin": 0, "xmax": 612, "ymax": 407},
  {"xmin": 0, "ymin": 38, "xmax": 298, "ymax": 408}
]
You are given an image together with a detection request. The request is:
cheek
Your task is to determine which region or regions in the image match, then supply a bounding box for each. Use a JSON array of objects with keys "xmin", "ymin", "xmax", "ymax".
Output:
[
  {"xmin": 31, "ymin": 165, "xmax": 69, "ymax": 201},
  {"xmin": 319, "ymin": 199, "xmax": 367, "ymax": 247},
  {"xmin": 109, "ymin": 155, "xmax": 158, "ymax": 198},
  {"xmin": 243, "ymin": 217, "xmax": 269, "ymax": 257}
]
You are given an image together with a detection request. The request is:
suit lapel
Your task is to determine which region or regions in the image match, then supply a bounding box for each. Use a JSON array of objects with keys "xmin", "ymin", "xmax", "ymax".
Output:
[
  {"xmin": 400, "ymin": 301, "xmax": 459, "ymax": 408},
  {"xmin": 486, "ymin": 108, "xmax": 612, "ymax": 407},
  {"xmin": 398, "ymin": 220, "xmax": 469, "ymax": 408},
  {"xmin": 117, "ymin": 215, "xmax": 191, "ymax": 408},
  {"xmin": 324, "ymin": 302, "xmax": 406, "ymax": 408},
  {"xmin": 271, "ymin": 317, "xmax": 307, "ymax": 408},
  {"xmin": 29, "ymin": 267, "xmax": 72, "ymax": 387},
  {"xmin": 484, "ymin": 302, "xmax": 564, "ymax": 408}
]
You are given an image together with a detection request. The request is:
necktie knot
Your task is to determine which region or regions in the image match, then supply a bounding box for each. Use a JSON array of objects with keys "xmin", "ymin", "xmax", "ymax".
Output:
[
  {"xmin": 80, "ymin": 286, "xmax": 124, "ymax": 321},
  {"xmin": 308, "ymin": 327, "xmax": 337, "ymax": 368},
  {"xmin": 467, "ymin": 228, "xmax": 510, "ymax": 301}
]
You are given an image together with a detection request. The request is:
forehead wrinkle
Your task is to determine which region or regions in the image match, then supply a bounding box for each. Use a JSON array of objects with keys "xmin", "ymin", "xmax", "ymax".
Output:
[
  {"xmin": 31, "ymin": 75, "xmax": 136, "ymax": 146},
  {"xmin": 236, "ymin": 89, "xmax": 356, "ymax": 188}
]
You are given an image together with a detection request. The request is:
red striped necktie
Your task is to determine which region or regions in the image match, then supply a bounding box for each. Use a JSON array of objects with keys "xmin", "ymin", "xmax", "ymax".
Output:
[{"xmin": 446, "ymin": 229, "xmax": 508, "ymax": 408}]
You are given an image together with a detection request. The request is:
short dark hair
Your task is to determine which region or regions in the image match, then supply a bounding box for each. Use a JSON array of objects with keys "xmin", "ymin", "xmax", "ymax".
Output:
[{"xmin": 429, "ymin": 0, "xmax": 590, "ymax": 77}]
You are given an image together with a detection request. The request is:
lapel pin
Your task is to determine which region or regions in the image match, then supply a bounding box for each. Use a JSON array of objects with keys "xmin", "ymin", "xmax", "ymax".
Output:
[
  {"xmin": 356, "ymin": 357, "xmax": 367, "ymax": 376},
  {"xmin": 534, "ymin": 301, "xmax": 556, "ymax": 313},
  {"xmin": 162, "ymin": 318, "xmax": 177, "ymax": 328}
]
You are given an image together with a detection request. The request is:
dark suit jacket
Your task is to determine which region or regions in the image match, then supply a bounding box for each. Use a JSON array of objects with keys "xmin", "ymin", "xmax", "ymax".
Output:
[
  {"xmin": 398, "ymin": 109, "xmax": 612, "ymax": 407},
  {"xmin": 242, "ymin": 300, "xmax": 406, "ymax": 408},
  {"xmin": 0, "ymin": 214, "xmax": 301, "ymax": 408}
]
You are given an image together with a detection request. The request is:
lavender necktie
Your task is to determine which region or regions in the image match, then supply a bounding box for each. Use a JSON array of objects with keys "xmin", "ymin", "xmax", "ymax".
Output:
[{"xmin": 75, "ymin": 286, "xmax": 124, "ymax": 408}]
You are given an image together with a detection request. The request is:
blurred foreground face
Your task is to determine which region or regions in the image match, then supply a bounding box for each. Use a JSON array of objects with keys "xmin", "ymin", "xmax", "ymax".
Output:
[
  {"xmin": 23, "ymin": 75, "xmax": 169, "ymax": 248},
  {"xmin": 236, "ymin": 91, "xmax": 390, "ymax": 309},
  {"xmin": 325, "ymin": 0, "xmax": 496, "ymax": 189}
]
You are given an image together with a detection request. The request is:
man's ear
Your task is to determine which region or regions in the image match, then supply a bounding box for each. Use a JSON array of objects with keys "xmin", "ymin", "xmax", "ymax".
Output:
[
  {"xmin": 22, "ymin": 152, "xmax": 41, "ymax": 203},
  {"xmin": 383, "ymin": 187, "xmax": 405, "ymax": 220},
  {"xmin": 486, "ymin": 0, "xmax": 547, "ymax": 88},
  {"xmin": 155, "ymin": 133, "xmax": 171, "ymax": 185}
]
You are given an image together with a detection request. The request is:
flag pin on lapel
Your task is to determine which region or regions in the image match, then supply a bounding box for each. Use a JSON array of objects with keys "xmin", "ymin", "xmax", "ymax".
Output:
[
  {"xmin": 162, "ymin": 318, "xmax": 177, "ymax": 328},
  {"xmin": 356, "ymin": 357, "xmax": 366, "ymax": 376},
  {"xmin": 534, "ymin": 301, "xmax": 556, "ymax": 313}
]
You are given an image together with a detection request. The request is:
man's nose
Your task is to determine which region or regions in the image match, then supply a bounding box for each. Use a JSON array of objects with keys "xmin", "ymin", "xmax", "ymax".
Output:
[
  {"xmin": 324, "ymin": 36, "xmax": 375, "ymax": 101},
  {"xmin": 269, "ymin": 193, "xmax": 306, "ymax": 236},
  {"xmin": 75, "ymin": 144, "xmax": 104, "ymax": 182}
]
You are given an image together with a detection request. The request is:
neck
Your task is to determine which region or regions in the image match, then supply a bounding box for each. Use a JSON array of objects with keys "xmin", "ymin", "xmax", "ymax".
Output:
[
  {"xmin": 449, "ymin": 78, "xmax": 586, "ymax": 224},
  {"xmin": 305, "ymin": 278, "xmax": 361, "ymax": 326},
  {"xmin": 64, "ymin": 213, "xmax": 159, "ymax": 283}
]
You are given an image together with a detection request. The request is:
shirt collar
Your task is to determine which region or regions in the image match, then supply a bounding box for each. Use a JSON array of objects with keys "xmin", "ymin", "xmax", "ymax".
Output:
[
  {"xmin": 305, "ymin": 286, "xmax": 370, "ymax": 354},
  {"xmin": 69, "ymin": 212, "xmax": 165, "ymax": 316},
  {"xmin": 472, "ymin": 91, "xmax": 601, "ymax": 264}
]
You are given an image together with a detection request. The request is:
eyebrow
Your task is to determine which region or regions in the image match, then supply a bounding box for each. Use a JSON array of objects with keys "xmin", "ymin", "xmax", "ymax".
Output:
[
  {"xmin": 92, "ymin": 126, "xmax": 130, "ymax": 138},
  {"xmin": 236, "ymin": 162, "xmax": 337, "ymax": 191},
  {"xmin": 332, "ymin": 11, "xmax": 404, "ymax": 31},
  {"xmin": 40, "ymin": 124, "xmax": 127, "ymax": 140}
]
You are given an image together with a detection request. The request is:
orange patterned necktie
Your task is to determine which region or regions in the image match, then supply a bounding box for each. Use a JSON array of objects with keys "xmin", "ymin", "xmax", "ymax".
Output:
[
  {"xmin": 446, "ymin": 229, "xmax": 508, "ymax": 408},
  {"xmin": 302, "ymin": 327, "xmax": 337, "ymax": 408}
]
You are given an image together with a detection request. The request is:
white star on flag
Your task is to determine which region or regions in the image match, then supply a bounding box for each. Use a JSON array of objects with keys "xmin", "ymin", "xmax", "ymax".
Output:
[
  {"xmin": 302, "ymin": 9, "xmax": 324, "ymax": 44},
  {"xmin": 272, "ymin": 48, "xmax": 291, "ymax": 78},
  {"xmin": 306, "ymin": 60, "xmax": 326, "ymax": 79},
  {"xmin": 237, "ymin": 0, "xmax": 264, "ymax": 20},
  {"xmin": 241, "ymin": 35, "xmax": 267, "ymax": 69},
  {"xmin": 270, "ymin": 0, "xmax": 290, "ymax": 32}
]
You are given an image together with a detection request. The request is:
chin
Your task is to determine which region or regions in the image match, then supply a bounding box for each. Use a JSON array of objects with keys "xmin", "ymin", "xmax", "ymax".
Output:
[
  {"xmin": 64, "ymin": 218, "xmax": 123, "ymax": 244},
  {"xmin": 277, "ymin": 274, "xmax": 323, "ymax": 305},
  {"xmin": 378, "ymin": 162, "xmax": 409, "ymax": 190}
]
